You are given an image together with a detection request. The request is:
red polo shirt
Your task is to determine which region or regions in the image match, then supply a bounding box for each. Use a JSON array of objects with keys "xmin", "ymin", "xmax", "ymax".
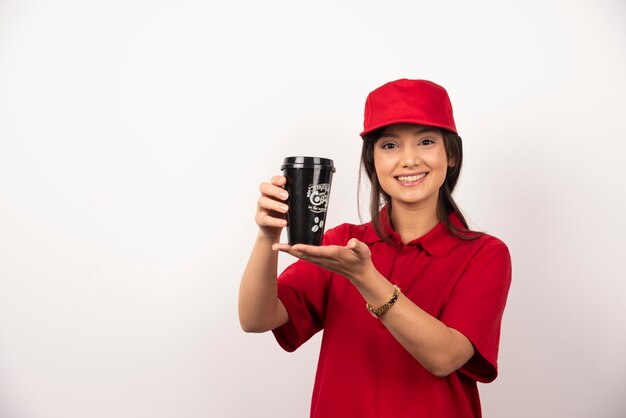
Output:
[{"xmin": 273, "ymin": 211, "xmax": 512, "ymax": 418}]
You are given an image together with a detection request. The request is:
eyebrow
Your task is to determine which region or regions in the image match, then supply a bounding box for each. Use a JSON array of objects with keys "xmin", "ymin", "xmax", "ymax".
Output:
[{"xmin": 380, "ymin": 127, "xmax": 440, "ymax": 138}]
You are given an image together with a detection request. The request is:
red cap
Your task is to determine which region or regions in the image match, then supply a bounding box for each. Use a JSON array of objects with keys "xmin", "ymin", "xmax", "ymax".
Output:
[{"xmin": 360, "ymin": 79, "xmax": 457, "ymax": 137}]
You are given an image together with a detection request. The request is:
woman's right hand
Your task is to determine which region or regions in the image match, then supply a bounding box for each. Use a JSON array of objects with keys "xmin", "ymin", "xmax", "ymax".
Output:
[{"xmin": 256, "ymin": 175, "xmax": 289, "ymax": 242}]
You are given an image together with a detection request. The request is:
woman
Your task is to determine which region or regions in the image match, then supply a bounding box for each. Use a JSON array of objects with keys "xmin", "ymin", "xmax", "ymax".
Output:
[{"xmin": 239, "ymin": 78, "xmax": 512, "ymax": 418}]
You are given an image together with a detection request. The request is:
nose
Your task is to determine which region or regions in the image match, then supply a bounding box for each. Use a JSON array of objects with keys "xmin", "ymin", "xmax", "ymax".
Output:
[{"xmin": 401, "ymin": 147, "xmax": 420, "ymax": 168}]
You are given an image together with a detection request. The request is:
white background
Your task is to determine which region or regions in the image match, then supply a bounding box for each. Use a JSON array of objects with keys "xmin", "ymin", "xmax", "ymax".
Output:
[{"xmin": 1, "ymin": 0, "xmax": 625, "ymax": 417}]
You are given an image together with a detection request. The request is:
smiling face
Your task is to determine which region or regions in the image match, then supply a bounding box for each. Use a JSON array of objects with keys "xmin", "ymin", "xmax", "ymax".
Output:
[{"xmin": 373, "ymin": 123, "xmax": 452, "ymax": 215}]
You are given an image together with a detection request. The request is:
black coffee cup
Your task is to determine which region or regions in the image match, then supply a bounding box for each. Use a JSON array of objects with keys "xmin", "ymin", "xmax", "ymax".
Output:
[{"xmin": 281, "ymin": 156, "xmax": 335, "ymax": 245}]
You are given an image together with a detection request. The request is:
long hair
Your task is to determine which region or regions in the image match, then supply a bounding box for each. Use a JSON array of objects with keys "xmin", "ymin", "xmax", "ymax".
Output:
[{"xmin": 358, "ymin": 128, "xmax": 480, "ymax": 243}]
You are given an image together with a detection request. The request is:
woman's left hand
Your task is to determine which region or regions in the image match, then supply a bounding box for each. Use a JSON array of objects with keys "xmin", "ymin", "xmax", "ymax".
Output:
[{"xmin": 272, "ymin": 238, "xmax": 374, "ymax": 284}]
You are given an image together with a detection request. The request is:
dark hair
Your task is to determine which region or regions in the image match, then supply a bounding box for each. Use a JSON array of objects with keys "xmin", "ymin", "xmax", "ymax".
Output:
[{"xmin": 358, "ymin": 127, "xmax": 481, "ymax": 243}]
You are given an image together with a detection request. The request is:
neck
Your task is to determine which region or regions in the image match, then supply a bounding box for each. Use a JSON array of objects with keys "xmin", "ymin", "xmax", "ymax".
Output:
[{"xmin": 389, "ymin": 200, "xmax": 440, "ymax": 244}]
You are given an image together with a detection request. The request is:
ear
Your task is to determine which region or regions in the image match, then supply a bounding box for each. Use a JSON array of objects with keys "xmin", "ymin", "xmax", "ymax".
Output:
[{"xmin": 447, "ymin": 156, "xmax": 456, "ymax": 168}]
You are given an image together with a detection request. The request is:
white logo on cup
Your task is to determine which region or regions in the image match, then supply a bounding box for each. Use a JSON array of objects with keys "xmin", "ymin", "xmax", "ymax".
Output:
[
  {"xmin": 307, "ymin": 183, "xmax": 330, "ymax": 214},
  {"xmin": 311, "ymin": 216, "xmax": 324, "ymax": 232}
]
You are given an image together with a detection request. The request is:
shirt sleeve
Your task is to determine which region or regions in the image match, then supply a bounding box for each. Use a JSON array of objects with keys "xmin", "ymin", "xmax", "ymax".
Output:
[
  {"xmin": 439, "ymin": 238, "xmax": 512, "ymax": 383},
  {"xmin": 271, "ymin": 226, "xmax": 345, "ymax": 352}
]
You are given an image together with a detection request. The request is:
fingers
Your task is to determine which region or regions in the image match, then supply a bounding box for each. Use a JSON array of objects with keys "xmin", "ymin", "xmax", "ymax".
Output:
[
  {"xmin": 273, "ymin": 243, "xmax": 314, "ymax": 256},
  {"xmin": 277, "ymin": 244, "xmax": 342, "ymax": 261},
  {"xmin": 256, "ymin": 204, "xmax": 287, "ymax": 230},
  {"xmin": 256, "ymin": 212, "xmax": 287, "ymax": 229},
  {"xmin": 272, "ymin": 243, "xmax": 292, "ymax": 252},
  {"xmin": 290, "ymin": 244, "xmax": 336, "ymax": 257},
  {"xmin": 254, "ymin": 176, "xmax": 288, "ymax": 237},
  {"xmin": 270, "ymin": 175, "xmax": 287, "ymax": 187},
  {"xmin": 272, "ymin": 244, "xmax": 315, "ymax": 263},
  {"xmin": 347, "ymin": 238, "xmax": 371, "ymax": 259},
  {"xmin": 273, "ymin": 245, "xmax": 329, "ymax": 265},
  {"xmin": 259, "ymin": 178, "xmax": 289, "ymax": 202},
  {"xmin": 274, "ymin": 242, "xmax": 368, "ymax": 261},
  {"xmin": 258, "ymin": 196, "xmax": 288, "ymax": 215}
]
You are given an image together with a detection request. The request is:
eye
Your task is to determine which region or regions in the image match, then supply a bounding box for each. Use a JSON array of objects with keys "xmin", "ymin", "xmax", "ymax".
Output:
[
  {"xmin": 380, "ymin": 142, "xmax": 398, "ymax": 150},
  {"xmin": 419, "ymin": 138, "xmax": 435, "ymax": 146}
]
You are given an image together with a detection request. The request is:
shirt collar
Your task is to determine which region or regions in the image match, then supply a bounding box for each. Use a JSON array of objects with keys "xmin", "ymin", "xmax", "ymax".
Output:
[{"xmin": 364, "ymin": 206, "xmax": 463, "ymax": 256}]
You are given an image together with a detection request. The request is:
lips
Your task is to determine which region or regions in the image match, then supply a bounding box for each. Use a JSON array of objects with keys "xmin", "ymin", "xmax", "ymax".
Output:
[{"xmin": 395, "ymin": 173, "xmax": 428, "ymax": 183}]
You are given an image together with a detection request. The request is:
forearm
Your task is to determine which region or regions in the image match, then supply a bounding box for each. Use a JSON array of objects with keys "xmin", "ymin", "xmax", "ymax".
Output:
[
  {"xmin": 272, "ymin": 239, "xmax": 475, "ymax": 376},
  {"xmin": 238, "ymin": 232, "xmax": 289, "ymax": 333},
  {"xmin": 352, "ymin": 270, "xmax": 474, "ymax": 377}
]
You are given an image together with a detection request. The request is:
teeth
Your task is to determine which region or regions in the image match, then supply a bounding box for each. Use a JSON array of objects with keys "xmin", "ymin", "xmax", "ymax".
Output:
[{"xmin": 397, "ymin": 173, "xmax": 427, "ymax": 183}]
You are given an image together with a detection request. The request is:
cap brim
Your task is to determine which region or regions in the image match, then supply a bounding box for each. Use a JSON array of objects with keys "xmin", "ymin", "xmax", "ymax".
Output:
[{"xmin": 360, "ymin": 118, "xmax": 457, "ymax": 137}]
